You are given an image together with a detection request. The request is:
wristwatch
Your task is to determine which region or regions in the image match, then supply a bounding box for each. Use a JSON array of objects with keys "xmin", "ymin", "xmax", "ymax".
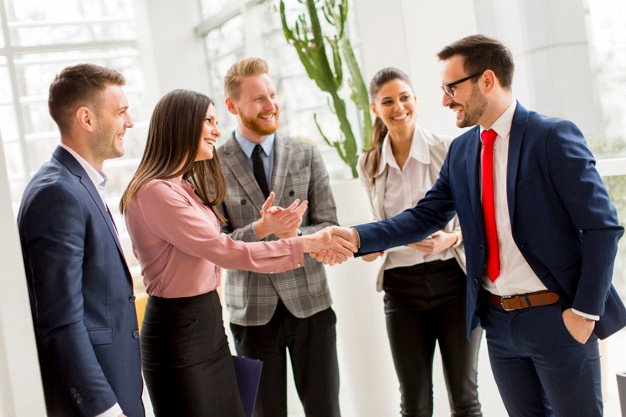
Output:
[{"xmin": 450, "ymin": 231, "xmax": 462, "ymax": 248}]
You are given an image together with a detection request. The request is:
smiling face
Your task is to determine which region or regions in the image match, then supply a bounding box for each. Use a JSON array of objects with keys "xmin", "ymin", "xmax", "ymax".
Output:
[
  {"xmin": 371, "ymin": 78, "xmax": 417, "ymax": 136},
  {"xmin": 227, "ymin": 73, "xmax": 279, "ymax": 143},
  {"xmin": 195, "ymin": 103, "xmax": 221, "ymax": 161},
  {"xmin": 89, "ymin": 84, "xmax": 133, "ymax": 165},
  {"xmin": 440, "ymin": 55, "xmax": 488, "ymax": 128}
]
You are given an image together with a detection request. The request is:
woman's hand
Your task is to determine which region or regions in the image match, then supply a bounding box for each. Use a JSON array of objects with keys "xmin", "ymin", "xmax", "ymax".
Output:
[{"xmin": 405, "ymin": 231, "xmax": 457, "ymax": 254}]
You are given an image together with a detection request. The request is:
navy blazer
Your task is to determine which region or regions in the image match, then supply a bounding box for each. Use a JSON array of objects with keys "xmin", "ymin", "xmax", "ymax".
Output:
[
  {"xmin": 18, "ymin": 147, "xmax": 144, "ymax": 417},
  {"xmin": 355, "ymin": 102, "xmax": 626, "ymax": 339}
]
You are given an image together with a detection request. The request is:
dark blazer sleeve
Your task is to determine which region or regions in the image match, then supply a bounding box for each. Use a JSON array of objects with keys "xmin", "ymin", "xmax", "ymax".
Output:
[
  {"xmin": 543, "ymin": 119, "xmax": 623, "ymax": 315},
  {"xmin": 19, "ymin": 183, "xmax": 118, "ymax": 414}
]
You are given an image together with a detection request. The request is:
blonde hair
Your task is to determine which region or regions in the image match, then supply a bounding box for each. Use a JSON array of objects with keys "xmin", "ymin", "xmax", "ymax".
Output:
[{"xmin": 224, "ymin": 57, "xmax": 269, "ymax": 99}]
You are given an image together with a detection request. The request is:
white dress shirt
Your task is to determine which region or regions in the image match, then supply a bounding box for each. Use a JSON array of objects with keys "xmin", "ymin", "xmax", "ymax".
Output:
[
  {"xmin": 479, "ymin": 102, "xmax": 595, "ymax": 320},
  {"xmin": 380, "ymin": 128, "xmax": 454, "ymax": 270}
]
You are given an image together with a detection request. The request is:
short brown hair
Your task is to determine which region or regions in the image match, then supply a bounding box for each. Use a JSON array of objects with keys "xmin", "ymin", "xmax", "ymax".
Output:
[
  {"xmin": 437, "ymin": 34, "xmax": 515, "ymax": 89},
  {"xmin": 224, "ymin": 57, "xmax": 269, "ymax": 99},
  {"xmin": 48, "ymin": 63, "xmax": 126, "ymax": 134}
]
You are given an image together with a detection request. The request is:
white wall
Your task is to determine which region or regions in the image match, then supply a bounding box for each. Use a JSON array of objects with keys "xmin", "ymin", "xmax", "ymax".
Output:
[
  {"xmin": 0, "ymin": 134, "xmax": 46, "ymax": 416},
  {"xmin": 354, "ymin": 0, "xmax": 478, "ymax": 137},
  {"xmin": 133, "ymin": 0, "xmax": 209, "ymax": 100}
]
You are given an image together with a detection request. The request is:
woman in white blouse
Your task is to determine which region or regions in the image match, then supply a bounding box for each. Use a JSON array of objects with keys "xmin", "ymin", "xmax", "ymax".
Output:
[{"xmin": 358, "ymin": 67, "xmax": 482, "ymax": 417}]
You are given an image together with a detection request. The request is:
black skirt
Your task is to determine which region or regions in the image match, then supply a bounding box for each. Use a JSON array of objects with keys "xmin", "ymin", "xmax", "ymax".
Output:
[{"xmin": 141, "ymin": 291, "xmax": 245, "ymax": 417}]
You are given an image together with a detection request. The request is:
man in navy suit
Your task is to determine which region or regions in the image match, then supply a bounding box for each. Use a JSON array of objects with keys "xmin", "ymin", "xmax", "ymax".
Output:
[
  {"xmin": 329, "ymin": 35, "xmax": 626, "ymax": 416},
  {"xmin": 18, "ymin": 64, "xmax": 144, "ymax": 417}
]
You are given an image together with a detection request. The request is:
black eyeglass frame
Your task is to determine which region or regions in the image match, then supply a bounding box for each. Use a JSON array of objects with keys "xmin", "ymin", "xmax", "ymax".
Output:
[{"xmin": 441, "ymin": 72, "xmax": 483, "ymax": 98}]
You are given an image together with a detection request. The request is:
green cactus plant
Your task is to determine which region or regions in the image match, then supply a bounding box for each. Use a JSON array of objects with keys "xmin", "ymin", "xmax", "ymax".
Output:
[{"xmin": 279, "ymin": 0, "xmax": 371, "ymax": 178}]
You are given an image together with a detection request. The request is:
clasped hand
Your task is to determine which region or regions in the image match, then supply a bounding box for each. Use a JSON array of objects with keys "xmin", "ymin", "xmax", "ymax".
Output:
[{"xmin": 306, "ymin": 226, "xmax": 359, "ymax": 266}]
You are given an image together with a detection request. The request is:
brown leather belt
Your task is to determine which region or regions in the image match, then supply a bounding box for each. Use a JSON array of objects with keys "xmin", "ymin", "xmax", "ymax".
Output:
[{"xmin": 488, "ymin": 290, "xmax": 560, "ymax": 311}]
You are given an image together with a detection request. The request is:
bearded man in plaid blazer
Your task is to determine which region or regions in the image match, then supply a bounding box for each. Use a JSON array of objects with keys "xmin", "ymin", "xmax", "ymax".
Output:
[{"xmin": 217, "ymin": 57, "xmax": 341, "ymax": 417}]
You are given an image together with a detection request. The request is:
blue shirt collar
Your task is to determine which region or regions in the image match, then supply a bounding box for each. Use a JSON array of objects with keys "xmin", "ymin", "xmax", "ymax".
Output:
[{"xmin": 234, "ymin": 130, "xmax": 276, "ymax": 158}]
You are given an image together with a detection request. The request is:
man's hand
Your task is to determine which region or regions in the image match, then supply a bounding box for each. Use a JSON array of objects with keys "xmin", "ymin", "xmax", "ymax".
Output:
[
  {"xmin": 309, "ymin": 226, "xmax": 359, "ymax": 265},
  {"xmin": 303, "ymin": 226, "xmax": 358, "ymax": 265},
  {"xmin": 255, "ymin": 192, "xmax": 308, "ymax": 239},
  {"xmin": 405, "ymin": 231, "xmax": 456, "ymax": 254},
  {"xmin": 562, "ymin": 308, "xmax": 595, "ymax": 344}
]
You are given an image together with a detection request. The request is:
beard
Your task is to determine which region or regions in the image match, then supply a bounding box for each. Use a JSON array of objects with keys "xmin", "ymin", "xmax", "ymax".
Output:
[
  {"xmin": 239, "ymin": 108, "xmax": 280, "ymax": 136},
  {"xmin": 454, "ymin": 83, "xmax": 488, "ymax": 128},
  {"xmin": 91, "ymin": 128, "xmax": 125, "ymax": 162}
]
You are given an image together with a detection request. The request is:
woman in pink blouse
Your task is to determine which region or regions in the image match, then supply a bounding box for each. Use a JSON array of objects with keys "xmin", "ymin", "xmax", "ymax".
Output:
[{"xmin": 119, "ymin": 89, "xmax": 353, "ymax": 417}]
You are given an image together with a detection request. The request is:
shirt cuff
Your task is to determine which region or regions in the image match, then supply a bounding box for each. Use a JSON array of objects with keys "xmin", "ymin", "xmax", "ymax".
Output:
[
  {"xmin": 572, "ymin": 308, "xmax": 599, "ymax": 321},
  {"xmin": 251, "ymin": 222, "xmax": 263, "ymax": 241},
  {"xmin": 96, "ymin": 403, "xmax": 122, "ymax": 417}
]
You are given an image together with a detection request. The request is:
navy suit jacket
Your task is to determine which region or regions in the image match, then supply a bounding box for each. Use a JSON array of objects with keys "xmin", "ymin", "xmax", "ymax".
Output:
[
  {"xmin": 18, "ymin": 147, "xmax": 144, "ymax": 417},
  {"xmin": 355, "ymin": 102, "xmax": 626, "ymax": 339}
]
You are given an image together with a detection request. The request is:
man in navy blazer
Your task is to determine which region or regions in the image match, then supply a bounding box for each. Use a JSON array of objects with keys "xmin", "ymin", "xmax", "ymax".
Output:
[
  {"xmin": 18, "ymin": 64, "xmax": 144, "ymax": 417},
  {"xmin": 330, "ymin": 35, "xmax": 626, "ymax": 416}
]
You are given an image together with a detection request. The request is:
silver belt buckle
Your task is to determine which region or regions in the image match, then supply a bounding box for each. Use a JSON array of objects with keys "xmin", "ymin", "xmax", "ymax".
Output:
[{"xmin": 500, "ymin": 295, "xmax": 515, "ymax": 311}]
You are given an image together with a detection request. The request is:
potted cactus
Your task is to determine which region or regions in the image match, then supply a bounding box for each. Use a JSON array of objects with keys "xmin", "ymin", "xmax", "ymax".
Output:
[{"xmin": 279, "ymin": 0, "xmax": 371, "ymax": 178}]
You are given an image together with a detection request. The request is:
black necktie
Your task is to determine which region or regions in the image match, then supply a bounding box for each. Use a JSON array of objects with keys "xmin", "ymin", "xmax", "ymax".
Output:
[{"xmin": 252, "ymin": 144, "xmax": 270, "ymax": 198}]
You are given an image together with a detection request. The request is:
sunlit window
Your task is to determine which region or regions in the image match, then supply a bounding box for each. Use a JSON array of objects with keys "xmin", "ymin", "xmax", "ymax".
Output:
[{"xmin": 0, "ymin": 0, "xmax": 151, "ymax": 289}]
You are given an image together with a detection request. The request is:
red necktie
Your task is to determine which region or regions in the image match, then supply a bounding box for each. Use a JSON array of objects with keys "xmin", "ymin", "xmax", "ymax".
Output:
[{"xmin": 481, "ymin": 129, "xmax": 500, "ymax": 282}]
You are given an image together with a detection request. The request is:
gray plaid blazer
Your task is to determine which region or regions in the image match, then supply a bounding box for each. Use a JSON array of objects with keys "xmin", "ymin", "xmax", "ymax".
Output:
[{"xmin": 217, "ymin": 133, "xmax": 338, "ymax": 326}]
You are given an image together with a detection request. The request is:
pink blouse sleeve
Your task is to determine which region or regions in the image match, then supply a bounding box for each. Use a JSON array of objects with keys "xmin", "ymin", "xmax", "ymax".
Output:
[{"xmin": 134, "ymin": 181, "xmax": 304, "ymax": 273}]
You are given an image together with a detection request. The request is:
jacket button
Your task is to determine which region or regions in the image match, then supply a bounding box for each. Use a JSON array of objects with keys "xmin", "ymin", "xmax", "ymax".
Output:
[
  {"xmin": 240, "ymin": 199, "xmax": 247, "ymax": 205},
  {"xmin": 289, "ymin": 190, "xmax": 295, "ymax": 196},
  {"xmin": 132, "ymin": 330, "xmax": 139, "ymax": 339},
  {"xmin": 129, "ymin": 295, "xmax": 136, "ymax": 303},
  {"xmin": 473, "ymin": 277, "xmax": 479, "ymax": 285},
  {"xmin": 479, "ymin": 244, "xmax": 485, "ymax": 250}
]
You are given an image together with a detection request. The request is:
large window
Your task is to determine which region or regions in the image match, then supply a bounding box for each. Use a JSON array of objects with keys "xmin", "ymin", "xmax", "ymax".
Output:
[{"xmin": 0, "ymin": 0, "xmax": 151, "ymax": 288}]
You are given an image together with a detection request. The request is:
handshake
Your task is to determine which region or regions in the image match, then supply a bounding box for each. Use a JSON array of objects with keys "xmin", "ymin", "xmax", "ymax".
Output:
[{"xmin": 301, "ymin": 226, "xmax": 360, "ymax": 266}]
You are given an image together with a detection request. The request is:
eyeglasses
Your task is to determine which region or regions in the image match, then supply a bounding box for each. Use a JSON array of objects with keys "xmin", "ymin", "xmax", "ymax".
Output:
[{"xmin": 441, "ymin": 72, "xmax": 483, "ymax": 98}]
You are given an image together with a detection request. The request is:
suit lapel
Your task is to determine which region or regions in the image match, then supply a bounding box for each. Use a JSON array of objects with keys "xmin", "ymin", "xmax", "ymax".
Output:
[
  {"xmin": 466, "ymin": 128, "xmax": 484, "ymax": 232},
  {"xmin": 53, "ymin": 147, "xmax": 128, "ymax": 272},
  {"xmin": 271, "ymin": 135, "xmax": 289, "ymax": 203},
  {"xmin": 506, "ymin": 102, "xmax": 529, "ymax": 224},
  {"xmin": 222, "ymin": 134, "xmax": 267, "ymax": 210}
]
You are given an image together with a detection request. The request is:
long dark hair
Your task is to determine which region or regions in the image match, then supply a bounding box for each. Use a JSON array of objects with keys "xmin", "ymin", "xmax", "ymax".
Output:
[
  {"xmin": 120, "ymin": 89, "xmax": 226, "ymax": 222},
  {"xmin": 363, "ymin": 67, "xmax": 414, "ymax": 185}
]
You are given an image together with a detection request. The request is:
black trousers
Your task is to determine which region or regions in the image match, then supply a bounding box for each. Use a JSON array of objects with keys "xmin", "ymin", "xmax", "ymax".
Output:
[
  {"xmin": 383, "ymin": 258, "xmax": 483, "ymax": 417},
  {"xmin": 230, "ymin": 302, "xmax": 340, "ymax": 417},
  {"xmin": 141, "ymin": 291, "xmax": 245, "ymax": 417}
]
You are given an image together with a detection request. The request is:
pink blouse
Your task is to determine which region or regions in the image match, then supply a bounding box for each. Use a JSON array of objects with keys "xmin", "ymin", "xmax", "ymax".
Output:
[{"xmin": 124, "ymin": 179, "xmax": 304, "ymax": 298}]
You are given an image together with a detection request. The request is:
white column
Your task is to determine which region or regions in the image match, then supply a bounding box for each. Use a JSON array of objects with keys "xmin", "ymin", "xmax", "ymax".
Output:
[
  {"xmin": 354, "ymin": 0, "xmax": 479, "ymax": 136},
  {"xmin": 133, "ymin": 0, "xmax": 209, "ymax": 98},
  {"xmin": 0, "ymin": 134, "xmax": 46, "ymax": 416},
  {"xmin": 475, "ymin": 0, "xmax": 601, "ymax": 137}
]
